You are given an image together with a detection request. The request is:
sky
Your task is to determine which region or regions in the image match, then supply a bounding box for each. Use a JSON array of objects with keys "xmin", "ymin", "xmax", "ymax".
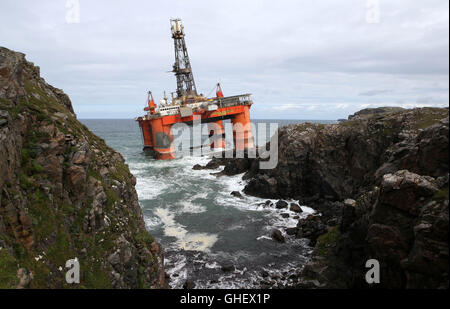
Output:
[{"xmin": 0, "ymin": 0, "xmax": 448, "ymax": 119}]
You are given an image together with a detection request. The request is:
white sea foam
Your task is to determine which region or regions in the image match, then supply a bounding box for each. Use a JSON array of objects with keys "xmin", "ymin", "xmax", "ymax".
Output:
[
  {"xmin": 135, "ymin": 176, "xmax": 170, "ymax": 200},
  {"xmin": 176, "ymin": 199, "xmax": 207, "ymax": 214},
  {"xmin": 205, "ymin": 261, "xmax": 221, "ymax": 269},
  {"xmin": 164, "ymin": 253, "xmax": 188, "ymax": 288},
  {"xmin": 144, "ymin": 216, "xmax": 161, "ymax": 229},
  {"xmin": 256, "ymin": 235, "xmax": 272, "ymax": 241},
  {"xmin": 154, "ymin": 208, "xmax": 217, "ymax": 252},
  {"xmin": 128, "ymin": 162, "xmax": 152, "ymax": 173}
]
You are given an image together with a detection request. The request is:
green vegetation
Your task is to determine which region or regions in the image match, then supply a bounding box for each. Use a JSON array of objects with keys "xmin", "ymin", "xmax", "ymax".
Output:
[
  {"xmin": 411, "ymin": 108, "xmax": 449, "ymax": 130},
  {"xmin": 31, "ymin": 161, "xmax": 44, "ymax": 173},
  {"xmin": 340, "ymin": 120, "xmax": 360, "ymax": 128},
  {"xmin": 316, "ymin": 226, "xmax": 341, "ymax": 257},
  {"xmin": 433, "ymin": 186, "xmax": 449, "ymax": 202},
  {"xmin": 0, "ymin": 249, "xmax": 18, "ymax": 289},
  {"xmin": 134, "ymin": 230, "xmax": 155, "ymax": 247},
  {"xmin": 28, "ymin": 189, "xmax": 57, "ymax": 243}
]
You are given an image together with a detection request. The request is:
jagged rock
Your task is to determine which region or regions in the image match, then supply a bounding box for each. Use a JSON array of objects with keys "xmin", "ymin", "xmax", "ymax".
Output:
[
  {"xmin": 242, "ymin": 108, "xmax": 448, "ymax": 203},
  {"xmin": 192, "ymin": 164, "xmax": 203, "ymax": 170},
  {"xmin": 275, "ymin": 200, "xmax": 288, "ymax": 209},
  {"xmin": 285, "ymin": 227, "xmax": 298, "ymax": 236},
  {"xmin": 221, "ymin": 262, "xmax": 235, "ymax": 272},
  {"xmin": 230, "ymin": 191, "xmax": 243, "ymax": 199},
  {"xmin": 16, "ymin": 268, "xmax": 33, "ymax": 289},
  {"xmin": 296, "ymin": 215, "xmax": 327, "ymax": 246},
  {"xmin": 290, "ymin": 203, "xmax": 302, "ymax": 213},
  {"xmin": 271, "ymin": 229, "xmax": 285, "ymax": 243},
  {"xmin": 108, "ymin": 251, "xmax": 121, "ymax": 268},
  {"xmin": 0, "ymin": 47, "xmax": 164, "ymax": 289},
  {"xmin": 66, "ymin": 165, "xmax": 86, "ymax": 194},
  {"xmin": 183, "ymin": 280, "xmax": 196, "ymax": 289},
  {"xmin": 72, "ymin": 150, "xmax": 88, "ymax": 165},
  {"xmin": 299, "ymin": 171, "xmax": 449, "ymax": 289}
]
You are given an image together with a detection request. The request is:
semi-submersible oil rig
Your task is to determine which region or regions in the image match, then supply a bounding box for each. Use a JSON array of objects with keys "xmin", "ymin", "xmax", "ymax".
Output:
[{"xmin": 136, "ymin": 19, "xmax": 254, "ymax": 160}]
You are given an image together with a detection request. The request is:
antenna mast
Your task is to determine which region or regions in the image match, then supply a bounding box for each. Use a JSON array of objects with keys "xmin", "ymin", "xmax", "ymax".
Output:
[{"xmin": 170, "ymin": 19, "xmax": 197, "ymax": 98}]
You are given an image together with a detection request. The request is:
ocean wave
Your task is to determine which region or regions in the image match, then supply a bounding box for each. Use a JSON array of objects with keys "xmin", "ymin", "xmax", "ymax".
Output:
[{"xmin": 135, "ymin": 176, "xmax": 170, "ymax": 200}]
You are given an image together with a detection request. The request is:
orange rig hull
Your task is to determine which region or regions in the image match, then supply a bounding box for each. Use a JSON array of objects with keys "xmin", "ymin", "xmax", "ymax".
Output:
[{"xmin": 136, "ymin": 96, "xmax": 254, "ymax": 160}]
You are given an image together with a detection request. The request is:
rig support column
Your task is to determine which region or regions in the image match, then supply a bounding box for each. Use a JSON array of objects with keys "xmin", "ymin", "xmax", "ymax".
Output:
[
  {"xmin": 231, "ymin": 105, "xmax": 254, "ymax": 151},
  {"xmin": 139, "ymin": 120, "xmax": 154, "ymax": 151},
  {"xmin": 150, "ymin": 118, "xmax": 176, "ymax": 160},
  {"xmin": 208, "ymin": 120, "xmax": 226, "ymax": 149}
]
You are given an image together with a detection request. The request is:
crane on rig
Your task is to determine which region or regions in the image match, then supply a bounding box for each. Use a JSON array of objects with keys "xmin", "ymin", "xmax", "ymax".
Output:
[{"xmin": 135, "ymin": 19, "xmax": 254, "ymax": 160}]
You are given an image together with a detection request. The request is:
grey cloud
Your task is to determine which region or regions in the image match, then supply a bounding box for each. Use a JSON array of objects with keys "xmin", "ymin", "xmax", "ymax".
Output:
[{"xmin": 0, "ymin": 0, "xmax": 448, "ymax": 119}]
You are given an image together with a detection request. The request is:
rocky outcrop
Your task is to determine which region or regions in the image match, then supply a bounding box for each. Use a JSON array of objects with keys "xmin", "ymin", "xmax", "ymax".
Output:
[
  {"xmin": 243, "ymin": 107, "xmax": 448, "ymax": 201},
  {"xmin": 300, "ymin": 170, "xmax": 448, "ymax": 288},
  {"xmin": 207, "ymin": 106, "xmax": 449, "ymax": 288},
  {"xmin": 0, "ymin": 47, "xmax": 164, "ymax": 288}
]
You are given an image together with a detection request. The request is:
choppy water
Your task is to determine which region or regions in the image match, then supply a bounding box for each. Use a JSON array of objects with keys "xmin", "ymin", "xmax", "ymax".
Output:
[{"xmin": 81, "ymin": 119, "xmax": 333, "ymax": 288}]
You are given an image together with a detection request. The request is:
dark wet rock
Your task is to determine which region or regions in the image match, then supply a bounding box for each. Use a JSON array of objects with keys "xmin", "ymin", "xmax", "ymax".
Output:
[
  {"xmin": 183, "ymin": 280, "xmax": 196, "ymax": 289},
  {"xmin": 280, "ymin": 213, "xmax": 289, "ymax": 218},
  {"xmin": 222, "ymin": 158, "xmax": 252, "ymax": 176},
  {"xmin": 192, "ymin": 164, "xmax": 203, "ymax": 170},
  {"xmin": 275, "ymin": 200, "xmax": 288, "ymax": 209},
  {"xmin": 299, "ymin": 170, "xmax": 449, "ymax": 289},
  {"xmin": 296, "ymin": 215, "xmax": 327, "ymax": 246},
  {"xmin": 230, "ymin": 191, "xmax": 243, "ymax": 199},
  {"xmin": 221, "ymin": 262, "xmax": 235, "ymax": 272},
  {"xmin": 192, "ymin": 157, "xmax": 224, "ymax": 170},
  {"xmin": 271, "ymin": 229, "xmax": 285, "ymax": 243},
  {"xmin": 285, "ymin": 227, "xmax": 298, "ymax": 236},
  {"xmin": 288, "ymin": 273, "xmax": 298, "ymax": 280},
  {"xmin": 261, "ymin": 270, "xmax": 269, "ymax": 278},
  {"xmin": 290, "ymin": 203, "xmax": 302, "ymax": 213}
]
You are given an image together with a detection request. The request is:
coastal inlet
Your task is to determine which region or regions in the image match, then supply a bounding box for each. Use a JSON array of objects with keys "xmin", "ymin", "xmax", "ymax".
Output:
[{"xmin": 82, "ymin": 119, "xmax": 331, "ymax": 288}]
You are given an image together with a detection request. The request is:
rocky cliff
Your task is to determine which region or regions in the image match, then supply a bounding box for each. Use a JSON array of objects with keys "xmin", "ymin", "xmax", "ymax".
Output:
[
  {"xmin": 205, "ymin": 106, "xmax": 449, "ymax": 288},
  {"xmin": 0, "ymin": 47, "xmax": 164, "ymax": 288}
]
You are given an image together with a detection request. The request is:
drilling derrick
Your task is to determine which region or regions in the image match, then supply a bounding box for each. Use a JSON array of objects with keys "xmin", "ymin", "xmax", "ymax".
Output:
[{"xmin": 171, "ymin": 19, "xmax": 197, "ymax": 98}]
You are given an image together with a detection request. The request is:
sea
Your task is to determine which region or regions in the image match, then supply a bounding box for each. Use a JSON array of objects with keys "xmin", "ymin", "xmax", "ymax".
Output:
[{"xmin": 81, "ymin": 119, "xmax": 335, "ymax": 288}]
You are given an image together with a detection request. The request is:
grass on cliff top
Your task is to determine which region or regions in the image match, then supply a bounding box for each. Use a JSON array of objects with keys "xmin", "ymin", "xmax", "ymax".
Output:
[{"xmin": 411, "ymin": 108, "xmax": 449, "ymax": 130}]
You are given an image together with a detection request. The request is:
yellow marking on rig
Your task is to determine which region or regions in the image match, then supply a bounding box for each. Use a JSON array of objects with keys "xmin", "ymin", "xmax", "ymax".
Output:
[{"xmin": 211, "ymin": 110, "xmax": 227, "ymax": 117}]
